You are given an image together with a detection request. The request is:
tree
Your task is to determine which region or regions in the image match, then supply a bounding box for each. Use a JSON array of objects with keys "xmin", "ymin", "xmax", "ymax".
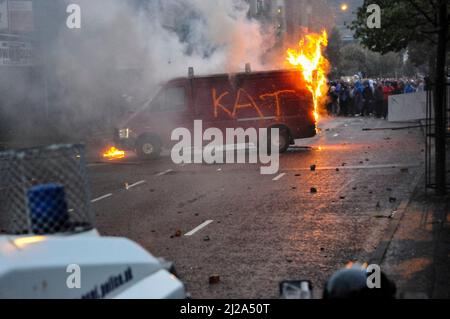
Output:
[
  {"xmin": 407, "ymin": 40, "xmax": 435, "ymax": 74},
  {"xmin": 326, "ymin": 27, "xmax": 343, "ymax": 78},
  {"xmin": 339, "ymin": 43, "xmax": 403, "ymax": 77},
  {"xmin": 351, "ymin": 0, "xmax": 449, "ymax": 194},
  {"xmin": 340, "ymin": 43, "xmax": 366, "ymax": 76},
  {"xmin": 350, "ymin": 0, "xmax": 449, "ymax": 55}
]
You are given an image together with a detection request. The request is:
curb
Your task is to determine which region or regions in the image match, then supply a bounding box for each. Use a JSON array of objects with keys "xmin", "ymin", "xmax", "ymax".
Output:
[{"xmin": 369, "ymin": 173, "xmax": 424, "ymax": 265}]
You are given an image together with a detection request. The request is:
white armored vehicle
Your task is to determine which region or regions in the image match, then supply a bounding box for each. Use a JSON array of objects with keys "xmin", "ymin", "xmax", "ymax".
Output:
[{"xmin": 0, "ymin": 145, "xmax": 186, "ymax": 299}]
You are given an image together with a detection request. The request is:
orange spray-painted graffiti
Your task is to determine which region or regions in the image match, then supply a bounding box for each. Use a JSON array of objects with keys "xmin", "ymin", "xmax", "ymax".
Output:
[
  {"xmin": 212, "ymin": 89, "xmax": 233, "ymax": 119},
  {"xmin": 260, "ymin": 90, "xmax": 296, "ymax": 117},
  {"xmin": 212, "ymin": 88, "xmax": 297, "ymax": 119},
  {"xmin": 232, "ymin": 89, "xmax": 264, "ymax": 118}
]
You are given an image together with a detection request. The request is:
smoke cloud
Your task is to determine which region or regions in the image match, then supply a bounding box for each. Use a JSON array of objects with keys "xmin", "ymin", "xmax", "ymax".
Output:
[
  {"xmin": 0, "ymin": 0, "xmax": 278, "ymax": 146},
  {"xmin": 57, "ymin": 0, "xmax": 277, "ymax": 101}
]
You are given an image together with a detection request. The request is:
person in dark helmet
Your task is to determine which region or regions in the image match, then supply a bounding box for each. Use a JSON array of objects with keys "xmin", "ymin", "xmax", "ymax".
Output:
[
  {"xmin": 362, "ymin": 82, "xmax": 374, "ymax": 116},
  {"xmin": 323, "ymin": 263, "xmax": 396, "ymax": 299},
  {"xmin": 328, "ymin": 86, "xmax": 339, "ymax": 116},
  {"xmin": 339, "ymin": 84, "xmax": 350, "ymax": 116},
  {"xmin": 353, "ymin": 81, "xmax": 364, "ymax": 116},
  {"xmin": 374, "ymin": 84, "xmax": 384, "ymax": 118},
  {"xmin": 392, "ymin": 81, "xmax": 402, "ymax": 95}
]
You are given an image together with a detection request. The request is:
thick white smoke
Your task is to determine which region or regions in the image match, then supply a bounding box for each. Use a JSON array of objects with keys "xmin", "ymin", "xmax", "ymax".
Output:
[
  {"xmin": 1, "ymin": 0, "xmax": 278, "ymax": 145},
  {"xmin": 51, "ymin": 0, "xmax": 277, "ymax": 132},
  {"xmin": 57, "ymin": 0, "xmax": 275, "ymax": 89}
]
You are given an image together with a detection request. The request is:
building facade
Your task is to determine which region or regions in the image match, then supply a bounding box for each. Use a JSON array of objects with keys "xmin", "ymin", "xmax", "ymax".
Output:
[
  {"xmin": 0, "ymin": 0, "xmax": 43, "ymax": 145},
  {"xmin": 246, "ymin": 0, "xmax": 334, "ymax": 45}
]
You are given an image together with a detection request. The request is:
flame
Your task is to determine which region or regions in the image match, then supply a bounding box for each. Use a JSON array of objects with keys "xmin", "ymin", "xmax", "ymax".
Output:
[
  {"xmin": 103, "ymin": 146, "xmax": 125, "ymax": 160},
  {"xmin": 286, "ymin": 30, "xmax": 329, "ymax": 123}
]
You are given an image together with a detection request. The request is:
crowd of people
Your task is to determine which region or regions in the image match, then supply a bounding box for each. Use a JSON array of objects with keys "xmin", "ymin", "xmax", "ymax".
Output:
[{"xmin": 326, "ymin": 78, "xmax": 426, "ymax": 119}]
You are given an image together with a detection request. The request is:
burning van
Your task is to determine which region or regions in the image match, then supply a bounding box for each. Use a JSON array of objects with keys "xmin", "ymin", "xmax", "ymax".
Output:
[{"xmin": 114, "ymin": 68, "xmax": 316, "ymax": 159}]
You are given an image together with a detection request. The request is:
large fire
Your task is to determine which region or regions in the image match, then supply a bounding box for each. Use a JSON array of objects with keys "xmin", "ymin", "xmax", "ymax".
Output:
[
  {"xmin": 286, "ymin": 30, "xmax": 330, "ymax": 123},
  {"xmin": 103, "ymin": 146, "xmax": 125, "ymax": 160}
]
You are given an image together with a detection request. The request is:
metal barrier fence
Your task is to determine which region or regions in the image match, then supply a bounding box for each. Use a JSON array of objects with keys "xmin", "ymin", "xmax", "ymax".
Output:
[{"xmin": 0, "ymin": 144, "xmax": 94, "ymax": 235}]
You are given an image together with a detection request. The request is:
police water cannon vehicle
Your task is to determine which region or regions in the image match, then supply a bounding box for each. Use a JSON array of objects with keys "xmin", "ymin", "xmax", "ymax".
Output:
[{"xmin": 0, "ymin": 144, "xmax": 186, "ymax": 299}]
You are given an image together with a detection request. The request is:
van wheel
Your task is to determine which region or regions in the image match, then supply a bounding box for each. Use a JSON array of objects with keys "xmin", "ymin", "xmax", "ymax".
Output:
[
  {"xmin": 269, "ymin": 128, "xmax": 290, "ymax": 154},
  {"xmin": 136, "ymin": 137, "xmax": 161, "ymax": 159}
]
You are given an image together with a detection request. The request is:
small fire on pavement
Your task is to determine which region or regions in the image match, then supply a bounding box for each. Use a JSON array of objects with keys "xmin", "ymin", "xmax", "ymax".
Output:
[{"xmin": 103, "ymin": 146, "xmax": 126, "ymax": 160}]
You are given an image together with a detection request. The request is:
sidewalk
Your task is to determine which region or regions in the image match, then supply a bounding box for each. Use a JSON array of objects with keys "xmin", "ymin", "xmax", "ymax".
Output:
[{"xmin": 379, "ymin": 179, "xmax": 450, "ymax": 299}]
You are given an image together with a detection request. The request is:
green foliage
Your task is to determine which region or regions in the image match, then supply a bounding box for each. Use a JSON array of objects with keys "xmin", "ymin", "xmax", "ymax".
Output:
[
  {"xmin": 348, "ymin": 0, "xmax": 450, "ymax": 76},
  {"xmin": 326, "ymin": 27, "xmax": 343, "ymax": 77},
  {"xmin": 407, "ymin": 40, "xmax": 435, "ymax": 71},
  {"xmin": 340, "ymin": 43, "xmax": 366, "ymax": 75},
  {"xmin": 338, "ymin": 43, "xmax": 403, "ymax": 77},
  {"xmin": 350, "ymin": 0, "xmax": 442, "ymax": 54}
]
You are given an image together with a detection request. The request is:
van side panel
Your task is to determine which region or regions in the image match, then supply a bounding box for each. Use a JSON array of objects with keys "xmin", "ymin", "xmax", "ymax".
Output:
[{"xmin": 193, "ymin": 71, "xmax": 316, "ymax": 139}]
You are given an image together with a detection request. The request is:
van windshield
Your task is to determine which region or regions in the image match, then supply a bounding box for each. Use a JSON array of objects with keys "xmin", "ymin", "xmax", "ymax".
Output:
[{"xmin": 150, "ymin": 87, "xmax": 186, "ymax": 112}]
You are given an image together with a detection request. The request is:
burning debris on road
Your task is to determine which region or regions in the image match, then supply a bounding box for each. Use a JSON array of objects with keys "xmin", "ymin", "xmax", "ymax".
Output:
[{"xmin": 103, "ymin": 147, "xmax": 126, "ymax": 161}]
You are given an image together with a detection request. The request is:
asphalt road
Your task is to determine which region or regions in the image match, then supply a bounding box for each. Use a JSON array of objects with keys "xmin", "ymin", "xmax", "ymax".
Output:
[{"xmin": 87, "ymin": 116, "xmax": 425, "ymax": 298}]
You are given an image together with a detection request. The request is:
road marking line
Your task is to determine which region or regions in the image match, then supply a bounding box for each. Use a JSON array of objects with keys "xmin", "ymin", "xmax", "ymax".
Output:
[
  {"xmin": 91, "ymin": 193, "xmax": 113, "ymax": 203},
  {"xmin": 126, "ymin": 180, "xmax": 146, "ymax": 190},
  {"xmin": 272, "ymin": 173, "xmax": 286, "ymax": 181},
  {"xmin": 185, "ymin": 220, "xmax": 214, "ymax": 237},
  {"xmin": 335, "ymin": 178, "xmax": 355, "ymax": 196},
  {"xmin": 155, "ymin": 169, "xmax": 173, "ymax": 177}
]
